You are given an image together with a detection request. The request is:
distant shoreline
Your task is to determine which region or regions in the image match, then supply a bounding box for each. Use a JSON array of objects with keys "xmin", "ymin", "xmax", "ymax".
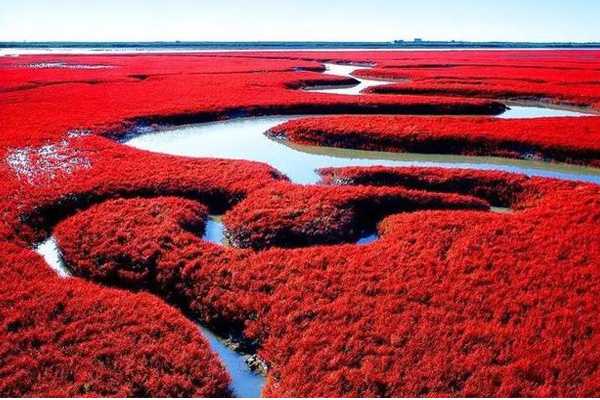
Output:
[{"xmin": 3, "ymin": 41, "xmax": 600, "ymax": 50}]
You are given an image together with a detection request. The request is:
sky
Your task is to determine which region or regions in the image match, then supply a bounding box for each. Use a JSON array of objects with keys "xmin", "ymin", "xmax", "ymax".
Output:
[{"xmin": 1, "ymin": 0, "xmax": 599, "ymax": 43}]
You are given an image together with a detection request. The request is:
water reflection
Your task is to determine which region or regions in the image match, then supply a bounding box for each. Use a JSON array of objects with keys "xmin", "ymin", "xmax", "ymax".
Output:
[{"xmin": 203, "ymin": 215, "xmax": 228, "ymax": 246}]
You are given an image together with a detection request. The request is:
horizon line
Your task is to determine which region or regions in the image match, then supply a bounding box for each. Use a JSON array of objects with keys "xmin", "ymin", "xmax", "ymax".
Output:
[{"xmin": 3, "ymin": 40, "xmax": 600, "ymax": 44}]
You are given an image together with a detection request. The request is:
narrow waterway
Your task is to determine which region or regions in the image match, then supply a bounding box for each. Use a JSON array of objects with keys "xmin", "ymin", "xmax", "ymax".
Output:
[
  {"xmin": 126, "ymin": 63, "xmax": 599, "ymax": 185},
  {"xmin": 314, "ymin": 64, "xmax": 591, "ymax": 119},
  {"xmin": 499, "ymin": 103, "xmax": 592, "ymax": 118},
  {"xmin": 307, "ymin": 63, "xmax": 397, "ymax": 95},
  {"xmin": 126, "ymin": 114, "xmax": 600, "ymax": 185}
]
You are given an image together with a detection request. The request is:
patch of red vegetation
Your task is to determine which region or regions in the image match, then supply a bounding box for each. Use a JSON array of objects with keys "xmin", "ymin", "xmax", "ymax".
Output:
[
  {"xmin": 0, "ymin": 138, "xmax": 284, "ymax": 396},
  {"xmin": 2, "ymin": 50, "xmax": 600, "ymax": 396},
  {"xmin": 269, "ymin": 115, "xmax": 600, "ymax": 166},
  {"xmin": 223, "ymin": 181, "xmax": 488, "ymax": 249},
  {"xmin": 54, "ymin": 197, "xmax": 208, "ymax": 290},
  {"xmin": 8, "ymin": 136, "xmax": 285, "ymax": 244},
  {"xmin": 53, "ymin": 167, "xmax": 600, "ymax": 397},
  {"xmin": 354, "ymin": 62, "xmax": 600, "ymax": 108},
  {"xmin": 319, "ymin": 166, "xmax": 528, "ymax": 206},
  {"xmin": 368, "ymin": 80, "xmax": 600, "ymax": 109},
  {"xmin": 0, "ymin": 245, "xmax": 230, "ymax": 397},
  {"xmin": 0, "ymin": 54, "xmax": 326, "ymax": 93},
  {"xmin": 0, "ymin": 53, "xmax": 505, "ymax": 146},
  {"xmin": 228, "ymin": 50, "xmax": 600, "ymax": 107}
]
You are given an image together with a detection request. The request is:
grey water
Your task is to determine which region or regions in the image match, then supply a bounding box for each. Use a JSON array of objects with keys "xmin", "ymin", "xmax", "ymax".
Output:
[
  {"xmin": 125, "ymin": 114, "xmax": 600, "ymax": 185},
  {"xmin": 199, "ymin": 327, "xmax": 265, "ymax": 398}
]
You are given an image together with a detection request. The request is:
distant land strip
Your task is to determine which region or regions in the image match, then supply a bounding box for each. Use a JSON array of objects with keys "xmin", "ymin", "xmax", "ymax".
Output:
[{"xmin": 3, "ymin": 41, "xmax": 600, "ymax": 49}]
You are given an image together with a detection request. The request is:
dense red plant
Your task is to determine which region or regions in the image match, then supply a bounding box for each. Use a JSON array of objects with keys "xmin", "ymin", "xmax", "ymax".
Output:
[
  {"xmin": 0, "ymin": 54, "xmax": 505, "ymax": 147},
  {"xmin": 269, "ymin": 115, "xmax": 600, "ymax": 166},
  {"xmin": 54, "ymin": 197, "xmax": 208, "ymax": 290},
  {"xmin": 223, "ymin": 181, "xmax": 488, "ymax": 249},
  {"xmin": 318, "ymin": 166, "xmax": 529, "ymax": 206},
  {"xmin": 0, "ymin": 244, "xmax": 230, "ymax": 397},
  {"xmin": 2, "ymin": 50, "xmax": 600, "ymax": 397},
  {"xmin": 355, "ymin": 64, "xmax": 600, "ymax": 108},
  {"xmin": 52, "ymin": 167, "xmax": 600, "ymax": 397}
]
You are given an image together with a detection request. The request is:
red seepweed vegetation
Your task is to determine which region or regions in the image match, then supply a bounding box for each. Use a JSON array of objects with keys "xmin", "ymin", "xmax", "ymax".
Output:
[
  {"xmin": 269, "ymin": 114, "xmax": 600, "ymax": 166},
  {"xmin": 349, "ymin": 51, "xmax": 600, "ymax": 108},
  {"xmin": 52, "ymin": 167, "xmax": 600, "ymax": 397},
  {"xmin": 0, "ymin": 243, "xmax": 231, "ymax": 397},
  {"xmin": 223, "ymin": 181, "xmax": 488, "ymax": 249},
  {"xmin": 0, "ymin": 53, "xmax": 506, "ymax": 147},
  {"xmin": 2, "ymin": 50, "xmax": 600, "ymax": 396}
]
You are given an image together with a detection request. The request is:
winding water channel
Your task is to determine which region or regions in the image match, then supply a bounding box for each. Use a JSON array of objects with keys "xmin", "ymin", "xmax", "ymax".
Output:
[
  {"xmin": 35, "ymin": 62, "xmax": 599, "ymax": 397},
  {"xmin": 126, "ymin": 63, "xmax": 599, "ymax": 186}
]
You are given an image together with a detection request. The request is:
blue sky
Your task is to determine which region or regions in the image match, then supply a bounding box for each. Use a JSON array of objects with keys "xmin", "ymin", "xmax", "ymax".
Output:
[{"xmin": 1, "ymin": 0, "xmax": 599, "ymax": 42}]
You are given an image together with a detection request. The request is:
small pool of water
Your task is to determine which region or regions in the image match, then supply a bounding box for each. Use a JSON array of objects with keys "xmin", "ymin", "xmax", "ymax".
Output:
[
  {"xmin": 356, "ymin": 232, "xmax": 378, "ymax": 245},
  {"xmin": 499, "ymin": 104, "xmax": 592, "ymax": 118},
  {"xmin": 490, "ymin": 206, "xmax": 513, "ymax": 213},
  {"xmin": 204, "ymin": 215, "xmax": 229, "ymax": 246},
  {"xmin": 35, "ymin": 237, "xmax": 70, "ymax": 277},
  {"xmin": 33, "ymin": 237, "xmax": 265, "ymax": 398}
]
